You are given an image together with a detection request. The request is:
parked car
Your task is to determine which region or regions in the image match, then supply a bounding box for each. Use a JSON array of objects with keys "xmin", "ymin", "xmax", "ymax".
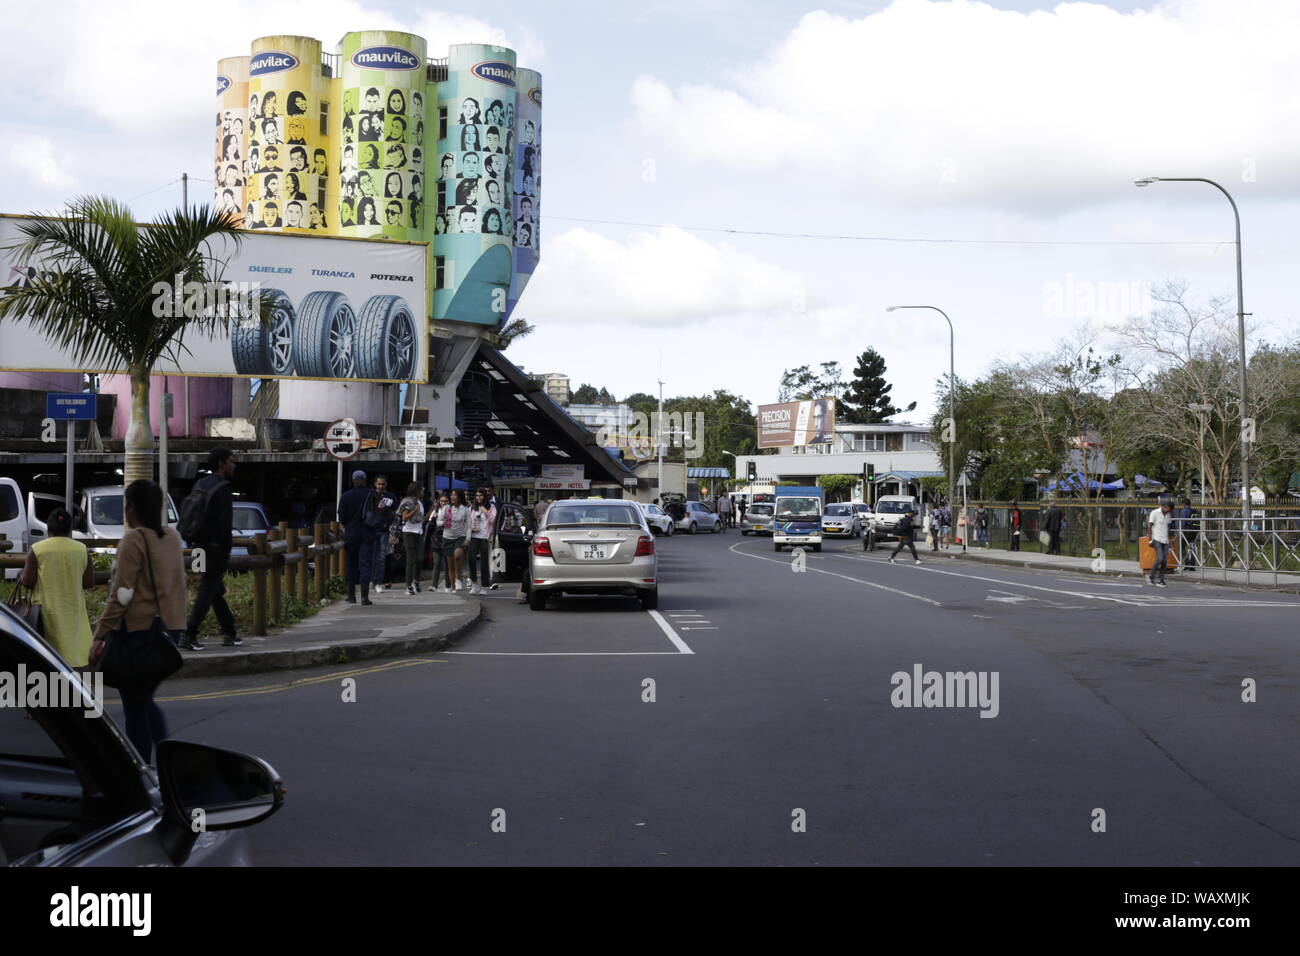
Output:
[
  {"xmin": 740, "ymin": 502, "xmax": 774, "ymax": 535},
  {"xmin": 638, "ymin": 502, "xmax": 676, "ymax": 536},
  {"xmin": 851, "ymin": 501, "xmax": 874, "ymax": 525},
  {"xmin": 821, "ymin": 502, "xmax": 861, "ymax": 538},
  {"xmin": 527, "ymin": 498, "xmax": 657, "ymax": 611},
  {"xmin": 230, "ymin": 500, "xmax": 271, "ymax": 559},
  {"xmin": 0, "ymin": 602, "xmax": 284, "ymax": 866},
  {"xmin": 72, "ymin": 486, "xmax": 179, "ymax": 551},
  {"xmin": 0, "ymin": 478, "xmax": 29, "ymax": 580},
  {"xmin": 675, "ymin": 500, "xmax": 723, "ymax": 534}
]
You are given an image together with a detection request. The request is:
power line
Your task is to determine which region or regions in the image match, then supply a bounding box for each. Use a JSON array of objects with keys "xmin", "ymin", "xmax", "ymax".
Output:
[
  {"xmin": 124, "ymin": 178, "xmax": 181, "ymax": 204},
  {"xmin": 542, "ymin": 215, "xmax": 1230, "ymax": 247}
]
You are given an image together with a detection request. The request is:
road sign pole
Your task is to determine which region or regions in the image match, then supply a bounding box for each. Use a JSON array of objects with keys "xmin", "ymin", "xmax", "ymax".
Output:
[
  {"xmin": 336, "ymin": 459, "xmax": 343, "ymax": 515},
  {"xmin": 65, "ymin": 420, "xmax": 75, "ymax": 510}
]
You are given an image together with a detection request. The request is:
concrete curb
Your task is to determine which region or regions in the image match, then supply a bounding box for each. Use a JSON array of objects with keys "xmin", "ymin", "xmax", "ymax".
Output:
[
  {"xmin": 173, "ymin": 599, "xmax": 484, "ymax": 679},
  {"xmin": 929, "ymin": 548, "xmax": 1300, "ymax": 594}
]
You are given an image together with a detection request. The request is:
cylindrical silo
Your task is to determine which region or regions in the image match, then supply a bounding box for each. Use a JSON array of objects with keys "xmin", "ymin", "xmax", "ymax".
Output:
[
  {"xmin": 508, "ymin": 69, "xmax": 542, "ymax": 318},
  {"xmin": 247, "ymin": 36, "xmax": 331, "ymax": 234},
  {"xmin": 215, "ymin": 57, "xmax": 250, "ymax": 225},
  {"xmin": 433, "ymin": 43, "xmax": 517, "ymax": 326},
  {"xmin": 336, "ymin": 30, "xmax": 428, "ymax": 240}
]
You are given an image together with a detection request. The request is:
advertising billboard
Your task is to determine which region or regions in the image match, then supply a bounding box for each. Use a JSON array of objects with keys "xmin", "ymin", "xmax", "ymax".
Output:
[
  {"xmin": 757, "ymin": 398, "xmax": 836, "ymax": 448},
  {"xmin": 0, "ymin": 215, "xmax": 428, "ymax": 383}
]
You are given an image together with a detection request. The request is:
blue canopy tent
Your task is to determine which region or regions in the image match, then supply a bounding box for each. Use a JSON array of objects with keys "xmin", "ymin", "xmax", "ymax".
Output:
[{"xmin": 431, "ymin": 476, "xmax": 470, "ymax": 491}]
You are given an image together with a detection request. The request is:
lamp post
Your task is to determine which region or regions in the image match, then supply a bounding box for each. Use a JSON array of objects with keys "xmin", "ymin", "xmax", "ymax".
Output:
[
  {"xmin": 888, "ymin": 305, "xmax": 961, "ymax": 549},
  {"xmin": 1135, "ymin": 177, "xmax": 1250, "ymax": 524},
  {"xmin": 1188, "ymin": 402, "xmax": 1213, "ymax": 506}
]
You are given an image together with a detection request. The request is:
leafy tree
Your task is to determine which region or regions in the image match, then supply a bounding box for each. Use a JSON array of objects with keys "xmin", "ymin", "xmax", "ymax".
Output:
[
  {"xmin": 778, "ymin": 361, "xmax": 846, "ymax": 402},
  {"xmin": 570, "ymin": 383, "xmax": 601, "ymax": 404},
  {"xmin": 818, "ymin": 474, "xmax": 858, "ymax": 501},
  {"xmin": 840, "ymin": 348, "xmax": 916, "ymax": 423},
  {"xmin": 0, "ymin": 196, "xmax": 252, "ymax": 485},
  {"xmin": 496, "ymin": 317, "xmax": 534, "ymax": 349}
]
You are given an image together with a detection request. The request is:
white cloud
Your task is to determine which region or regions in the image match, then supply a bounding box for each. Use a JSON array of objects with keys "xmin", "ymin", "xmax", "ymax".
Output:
[
  {"xmin": 3, "ymin": 0, "xmax": 543, "ymax": 134},
  {"xmin": 3, "ymin": 134, "xmax": 77, "ymax": 191},
  {"xmin": 629, "ymin": 0, "xmax": 1300, "ymax": 212},
  {"xmin": 524, "ymin": 225, "xmax": 813, "ymax": 326}
]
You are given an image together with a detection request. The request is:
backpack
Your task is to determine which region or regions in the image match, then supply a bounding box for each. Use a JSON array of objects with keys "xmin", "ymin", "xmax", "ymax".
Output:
[
  {"xmin": 178, "ymin": 477, "xmax": 227, "ymax": 542},
  {"xmin": 363, "ymin": 492, "xmax": 390, "ymax": 532}
]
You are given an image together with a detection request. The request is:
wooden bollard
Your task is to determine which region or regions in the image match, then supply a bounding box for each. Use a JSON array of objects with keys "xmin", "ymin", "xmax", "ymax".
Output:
[
  {"xmin": 285, "ymin": 525, "xmax": 298, "ymax": 598},
  {"xmin": 298, "ymin": 529, "xmax": 310, "ymax": 603},
  {"xmin": 267, "ymin": 527, "xmax": 282, "ymax": 623},
  {"xmin": 252, "ymin": 531, "xmax": 268, "ymax": 636},
  {"xmin": 331, "ymin": 521, "xmax": 344, "ymax": 578},
  {"xmin": 313, "ymin": 523, "xmax": 327, "ymax": 602}
]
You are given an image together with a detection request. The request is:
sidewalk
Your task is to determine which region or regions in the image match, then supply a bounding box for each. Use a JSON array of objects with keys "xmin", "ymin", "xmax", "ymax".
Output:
[
  {"xmin": 175, "ymin": 588, "xmax": 483, "ymax": 679},
  {"xmin": 926, "ymin": 545, "xmax": 1300, "ymax": 593}
]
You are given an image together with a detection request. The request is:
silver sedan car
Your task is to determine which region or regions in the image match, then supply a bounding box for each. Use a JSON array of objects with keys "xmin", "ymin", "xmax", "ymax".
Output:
[
  {"xmin": 740, "ymin": 502, "xmax": 774, "ymax": 535},
  {"xmin": 528, "ymin": 499, "xmax": 658, "ymax": 610}
]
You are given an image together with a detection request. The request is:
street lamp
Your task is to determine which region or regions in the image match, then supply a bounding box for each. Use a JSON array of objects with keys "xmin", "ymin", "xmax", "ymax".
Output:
[
  {"xmin": 888, "ymin": 305, "xmax": 962, "ymax": 549},
  {"xmin": 1135, "ymin": 176, "xmax": 1250, "ymax": 524},
  {"xmin": 1188, "ymin": 402, "xmax": 1213, "ymax": 506}
]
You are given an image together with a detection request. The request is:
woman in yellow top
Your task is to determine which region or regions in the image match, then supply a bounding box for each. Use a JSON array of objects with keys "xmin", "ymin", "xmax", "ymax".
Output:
[{"xmin": 20, "ymin": 507, "xmax": 94, "ymax": 666}]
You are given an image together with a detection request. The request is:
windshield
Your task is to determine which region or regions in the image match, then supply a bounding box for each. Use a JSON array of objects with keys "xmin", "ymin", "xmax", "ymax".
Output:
[
  {"xmin": 233, "ymin": 507, "xmax": 267, "ymax": 531},
  {"xmin": 776, "ymin": 497, "xmax": 820, "ymax": 518},
  {"xmin": 824, "ymin": 504, "xmax": 853, "ymax": 516},
  {"xmin": 89, "ymin": 491, "xmax": 177, "ymax": 526},
  {"xmin": 875, "ymin": 500, "xmax": 911, "ymax": 514},
  {"xmin": 547, "ymin": 504, "xmax": 642, "ymax": 527}
]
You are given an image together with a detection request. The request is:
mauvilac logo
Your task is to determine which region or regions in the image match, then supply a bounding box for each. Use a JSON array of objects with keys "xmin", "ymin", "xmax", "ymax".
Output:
[
  {"xmin": 471, "ymin": 60, "xmax": 516, "ymax": 87},
  {"xmin": 217, "ymin": 75, "xmax": 231, "ymax": 96},
  {"xmin": 351, "ymin": 45, "xmax": 420, "ymax": 70},
  {"xmin": 529, "ymin": 86, "xmax": 541, "ymax": 107},
  {"xmin": 250, "ymin": 51, "xmax": 298, "ymax": 76}
]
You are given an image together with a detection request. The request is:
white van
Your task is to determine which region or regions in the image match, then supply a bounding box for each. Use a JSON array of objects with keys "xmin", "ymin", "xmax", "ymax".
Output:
[
  {"xmin": 865, "ymin": 494, "xmax": 922, "ymax": 548},
  {"xmin": 0, "ymin": 478, "xmax": 30, "ymax": 580},
  {"xmin": 72, "ymin": 485, "xmax": 179, "ymax": 548}
]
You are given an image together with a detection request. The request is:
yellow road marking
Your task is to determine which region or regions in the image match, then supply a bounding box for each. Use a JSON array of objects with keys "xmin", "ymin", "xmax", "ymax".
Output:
[{"xmin": 157, "ymin": 658, "xmax": 447, "ymax": 702}]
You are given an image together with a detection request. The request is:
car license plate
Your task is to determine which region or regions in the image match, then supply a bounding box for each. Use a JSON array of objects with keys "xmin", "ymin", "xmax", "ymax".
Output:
[{"xmin": 580, "ymin": 546, "xmax": 608, "ymax": 560}]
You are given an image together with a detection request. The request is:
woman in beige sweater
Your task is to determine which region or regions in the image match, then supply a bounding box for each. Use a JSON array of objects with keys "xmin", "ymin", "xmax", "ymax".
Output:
[{"xmin": 91, "ymin": 480, "xmax": 187, "ymax": 764}]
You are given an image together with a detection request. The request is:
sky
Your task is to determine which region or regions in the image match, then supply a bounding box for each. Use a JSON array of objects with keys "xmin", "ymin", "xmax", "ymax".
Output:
[{"xmin": 2, "ymin": 0, "xmax": 1296, "ymax": 421}]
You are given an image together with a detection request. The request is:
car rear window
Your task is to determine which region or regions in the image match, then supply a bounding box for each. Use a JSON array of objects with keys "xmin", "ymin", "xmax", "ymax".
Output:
[
  {"xmin": 547, "ymin": 504, "xmax": 642, "ymax": 526},
  {"xmin": 748, "ymin": 505, "xmax": 772, "ymax": 516},
  {"xmin": 0, "ymin": 486, "xmax": 17, "ymax": 523},
  {"xmin": 233, "ymin": 507, "xmax": 267, "ymax": 531}
]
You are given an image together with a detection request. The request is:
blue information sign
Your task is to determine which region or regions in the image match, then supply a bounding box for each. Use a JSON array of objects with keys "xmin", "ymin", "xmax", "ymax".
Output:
[{"xmin": 46, "ymin": 393, "xmax": 98, "ymax": 421}]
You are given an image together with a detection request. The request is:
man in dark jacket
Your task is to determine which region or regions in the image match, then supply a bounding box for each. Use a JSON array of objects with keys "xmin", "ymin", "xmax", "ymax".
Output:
[
  {"xmin": 337, "ymin": 469, "xmax": 377, "ymax": 605},
  {"xmin": 888, "ymin": 509, "xmax": 921, "ymax": 564},
  {"xmin": 1044, "ymin": 501, "xmax": 1064, "ymax": 555},
  {"xmin": 1173, "ymin": 496, "xmax": 1198, "ymax": 570},
  {"xmin": 182, "ymin": 447, "xmax": 239, "ymax": 649}
]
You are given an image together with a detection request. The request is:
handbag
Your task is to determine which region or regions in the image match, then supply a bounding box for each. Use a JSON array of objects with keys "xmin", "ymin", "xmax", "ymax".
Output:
[
  {"xmin": 97, "ymin": 530, "xmax": 184, "ymax": 690},
  {"xmin": 5, "ymin": 582, "xmax": 44, "ymax": 636},
  {"xmin": 1039, "ymin": 530, "xmax": 1051, "ymax": 547}
]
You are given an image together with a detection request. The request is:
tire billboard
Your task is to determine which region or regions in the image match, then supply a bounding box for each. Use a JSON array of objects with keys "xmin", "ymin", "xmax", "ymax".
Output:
[{"xmin": 0, "ymin": 215, "xmax": 428, "ymax": 383}]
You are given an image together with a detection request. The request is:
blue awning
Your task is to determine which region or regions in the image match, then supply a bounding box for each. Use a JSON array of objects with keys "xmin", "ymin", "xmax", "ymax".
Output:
[{"xmin": 688, "ymin": 467, "xmax": 732, "ymax": 479}]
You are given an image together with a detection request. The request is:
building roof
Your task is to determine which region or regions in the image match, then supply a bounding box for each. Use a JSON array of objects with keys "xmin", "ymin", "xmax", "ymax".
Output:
[
  {"xmin": 469, "ymin": 345, "xmax": 637, "ymax": 484},
  {"xmin": 879, "ymin": 470, "xmax": 945, "ymax": 480},
  {"xmin": 687, "ymin": 466, "xmax": 732, "ymax": 479}
]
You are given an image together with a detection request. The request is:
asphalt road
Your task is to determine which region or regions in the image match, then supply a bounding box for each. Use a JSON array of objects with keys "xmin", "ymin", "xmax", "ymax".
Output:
[{"xmin": 135, "ymin": 528, "xmax": 1300, "ymax": 865}]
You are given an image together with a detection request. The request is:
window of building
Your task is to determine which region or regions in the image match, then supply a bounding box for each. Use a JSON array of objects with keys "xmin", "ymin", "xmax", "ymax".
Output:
[
  {"xmin": 434, "ymin": 256, "xmax": 446, "ymax": 290},
  {"xmin": 886, "ymin": 433, "xmax": 903, "ymax": 452},
  {"xmin": 320, "ymin": 101, "xmax": 329, "ymax": 136},
  {"xmin": 439, "ymin": 107, "xmax": 448, "ymax": 141}
]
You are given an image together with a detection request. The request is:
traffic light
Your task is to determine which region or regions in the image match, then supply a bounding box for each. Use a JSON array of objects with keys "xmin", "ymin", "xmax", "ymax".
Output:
[
  {"xmin": 747, "ymin": 460, "xmax": 757, "ymax": 482},
  {"xmin": 863, "ymin": 463, "xmax": 875, "ymax": 483}
]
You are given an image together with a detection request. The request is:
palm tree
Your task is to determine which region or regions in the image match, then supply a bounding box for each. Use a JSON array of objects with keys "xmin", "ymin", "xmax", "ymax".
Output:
[
  {"xmin": 0, "ymin": 196, "xmax": 249, "ymax": 485},
  {"xmin": 497, "ymin": 316, "xmax": 535, "ymax": 350}
]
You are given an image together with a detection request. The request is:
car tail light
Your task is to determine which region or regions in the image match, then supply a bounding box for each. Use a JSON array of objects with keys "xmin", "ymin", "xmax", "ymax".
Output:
[
  {"xmin": 635, "ymin": 534, "xmax": 655, "ymax": 556},
  {"xmin": 532, "ymin": 535, "xmax": 552, "ymax": 557}
]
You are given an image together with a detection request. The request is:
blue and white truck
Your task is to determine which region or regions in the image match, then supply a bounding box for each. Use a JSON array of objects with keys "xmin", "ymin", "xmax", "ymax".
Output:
[{"xmin": 772, "ymin": 485, "xmax": 824, "ymax": 553}]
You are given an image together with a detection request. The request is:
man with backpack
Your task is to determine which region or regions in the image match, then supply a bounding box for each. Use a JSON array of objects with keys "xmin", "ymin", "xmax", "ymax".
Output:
[
  {"xmin": 179, "ymin": 447, "xmax": 239, "ymax": 650},
  {"xmin": 888, "ymin": 508, "xmax": 921, "ymax": 564}
]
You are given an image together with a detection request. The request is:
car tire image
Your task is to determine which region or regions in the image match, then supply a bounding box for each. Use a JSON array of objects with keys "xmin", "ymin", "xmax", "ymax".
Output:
[
  {"xmin": 230, "ymin": 288, "xmax": 295, "ymax": 376},
  {"xmin": 355, "ymin": 295, "xmax": 417, "ymax": 380},
  {"xmin": 293, "ymin": 291, "xmax": 358, "ymax": 378}
]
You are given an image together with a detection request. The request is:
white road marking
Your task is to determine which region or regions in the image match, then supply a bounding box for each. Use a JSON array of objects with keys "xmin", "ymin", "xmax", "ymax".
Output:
[
  {"xmin": 681, "ymin": 626, "xmax": 719, "ymax": 630},
  {"xmin": 648, "ymin": 610, "xmax": 695, "ymax": 654},
  {"xmin": 728, "ymin": 542, "xmax": 942, "ymax": 607},
  {"xmin": 445, "ymin": 651, "xmax": 685, "ymax": 656},
  {"xmin": 832, "ymin": 551, "xmax": 1300, "ymax": 608}
]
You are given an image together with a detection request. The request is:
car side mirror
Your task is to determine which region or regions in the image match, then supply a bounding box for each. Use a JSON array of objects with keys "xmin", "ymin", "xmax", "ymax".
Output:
[{"xmin": 156, "ymin": 739, "xmax": 284, "ymax": 832}]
